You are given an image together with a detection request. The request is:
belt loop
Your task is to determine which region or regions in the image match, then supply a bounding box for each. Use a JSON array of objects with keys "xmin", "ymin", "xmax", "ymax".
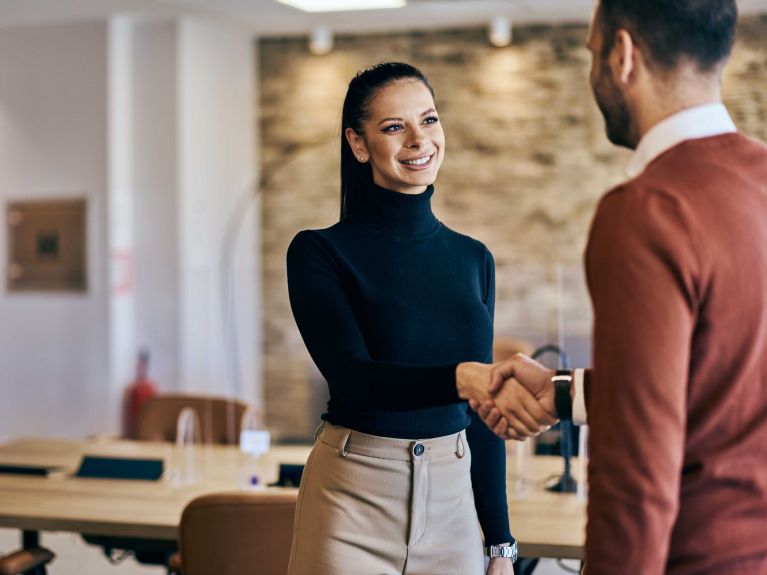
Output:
[
  {"xmin": 456, "ymin": 431, "xmax": 466, "ymax": 459},
  {"xmin": 338, "ymin": 430, "xmax": 351, "ymax": 457},
  {"xmin": 313, "ymin": 421, "xmax": 327, "ymax": 443}
]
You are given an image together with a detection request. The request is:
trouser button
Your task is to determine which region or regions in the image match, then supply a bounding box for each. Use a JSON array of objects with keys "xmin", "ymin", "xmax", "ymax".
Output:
[{"xmin": 413, "ymin": 443, "xmax": 425, "ymax": 456}]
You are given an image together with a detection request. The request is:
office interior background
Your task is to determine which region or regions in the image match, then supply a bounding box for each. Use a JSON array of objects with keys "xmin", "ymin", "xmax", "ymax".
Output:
[{"xmin": 1, "ymin": 0, "xmax": 766, "ymax": 573}]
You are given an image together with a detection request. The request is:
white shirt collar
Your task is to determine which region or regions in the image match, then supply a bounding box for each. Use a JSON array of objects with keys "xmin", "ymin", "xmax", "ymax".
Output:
[{"xmin": 626, "ymin": 103, "xmax": 737, "ymax": 179}]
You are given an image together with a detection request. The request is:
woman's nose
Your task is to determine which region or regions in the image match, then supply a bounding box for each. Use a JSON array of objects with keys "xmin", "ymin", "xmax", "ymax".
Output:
[{"xmin": 406, "ymin": 126, "xmax": 426, "ymax": 148}]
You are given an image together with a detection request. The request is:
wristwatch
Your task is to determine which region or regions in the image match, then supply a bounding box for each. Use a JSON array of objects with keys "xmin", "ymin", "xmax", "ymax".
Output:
[
  {"xmin": 486, "ymin": 541, "xmax": 518, "ymax": 562},
  {"xmin": 552, "ymin": 369, "xmax": 574, "ymax": 421}
]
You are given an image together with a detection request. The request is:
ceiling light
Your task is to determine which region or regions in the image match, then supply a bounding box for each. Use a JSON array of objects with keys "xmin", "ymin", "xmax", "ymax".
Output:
[
  {"xmin": 309, "ymin": 26, "xmax": 334, "ymax": 55},
  {"xmin": 277, "ymin": 0, "xmax": 406, "ymax": 12},
  {"xmin": 489, "ymin": 16, "xmax": 512, "ymax": 47}
]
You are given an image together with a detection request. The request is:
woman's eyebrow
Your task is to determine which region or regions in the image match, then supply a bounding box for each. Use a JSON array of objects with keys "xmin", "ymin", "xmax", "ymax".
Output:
[
  {"xmin": 378, "ymin": 116, "xmax": 403, "ymax": 125},
  {"xmin": 377, "ymin": 108, "xmax": 437, "ymax": 126}
]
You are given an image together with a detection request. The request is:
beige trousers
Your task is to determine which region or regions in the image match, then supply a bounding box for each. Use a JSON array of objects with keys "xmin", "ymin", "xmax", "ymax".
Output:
[{"xmin": 288, "ymin": 423, "xmax": 485, "ymax": 575}]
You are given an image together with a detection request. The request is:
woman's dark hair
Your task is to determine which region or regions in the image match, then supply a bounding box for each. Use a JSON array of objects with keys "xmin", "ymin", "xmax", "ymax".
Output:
[
  {"xmin": 340, "ymin": 62, "xmax": 434, "ymax": 219},
  {"xmin": 598, "ymin": 0, "xmax": 737, "ymax": 72}
]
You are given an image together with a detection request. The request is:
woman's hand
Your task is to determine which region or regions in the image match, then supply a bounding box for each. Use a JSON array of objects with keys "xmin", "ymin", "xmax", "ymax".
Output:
[
  {"xmin": 487, "ymin": 557, "xmax": 514, "ymax": 575},
  {"xmin": 455, "ymin": 362, "xmax": 496, "ymax": 403}
]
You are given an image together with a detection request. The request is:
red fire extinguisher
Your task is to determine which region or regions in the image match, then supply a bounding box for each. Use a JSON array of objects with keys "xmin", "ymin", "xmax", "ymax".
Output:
[{"xmin": 123, "ymin": 350, "xmax": 158, "ymax": 439}]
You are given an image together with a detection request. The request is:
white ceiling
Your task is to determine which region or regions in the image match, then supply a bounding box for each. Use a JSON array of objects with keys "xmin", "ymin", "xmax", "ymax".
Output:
[{"xmin": 0, "ymin": 0, "xmax": 766, "ymax": 35}]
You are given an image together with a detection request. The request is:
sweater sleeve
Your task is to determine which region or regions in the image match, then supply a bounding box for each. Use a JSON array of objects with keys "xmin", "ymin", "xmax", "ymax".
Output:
[
  {"xmin": 469, "ymin": 249, "xmax": 512, "ymax": 545},
  {"xmin": 467, "ymin": 405, "xmax": 513, "ymax": 546},
  {"xmin": 583, "ymin": 185, "xmax": 700, "ymax": 574},
  {"xmin": 286, "ymin": 230, "xmax": 462, "ymax": 411}
]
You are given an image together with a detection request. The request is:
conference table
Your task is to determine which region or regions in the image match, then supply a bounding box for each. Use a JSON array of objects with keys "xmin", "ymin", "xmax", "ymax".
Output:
[{"xmin": 0, "ymin": 437, "xmax": 585, "ymax": 561}]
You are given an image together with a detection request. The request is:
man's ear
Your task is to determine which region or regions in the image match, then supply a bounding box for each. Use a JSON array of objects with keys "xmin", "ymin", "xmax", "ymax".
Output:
[
  {"xmin": 345, "ymin": 127, "xmax": 368, "ymax": 163},
  {"xmin": 610, "ymin": 29, "xmax": 636, "ymax": 85}
]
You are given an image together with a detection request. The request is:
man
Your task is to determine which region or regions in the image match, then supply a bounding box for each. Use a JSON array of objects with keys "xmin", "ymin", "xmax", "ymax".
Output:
[{"xmin": 464, "ymin": 1, "xmax": 767, "ymax": 573}]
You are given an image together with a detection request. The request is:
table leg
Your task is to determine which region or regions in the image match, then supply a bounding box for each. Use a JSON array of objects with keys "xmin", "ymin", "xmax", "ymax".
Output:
[
  {"xmin": 21, "ymin": 530, "xmax": 47, "ymax": 575},
  {"xmin": 22, "ymin": 530, "xmax": 40, "ymax": 549}
]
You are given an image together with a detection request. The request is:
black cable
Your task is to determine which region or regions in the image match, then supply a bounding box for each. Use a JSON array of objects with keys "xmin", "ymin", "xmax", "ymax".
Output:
[
  {"xmin": 531, "ymin": 344, "xmax": 570, "ymax": 370},
  {"xmin": 556, "ymin": 558, "xmax": 582, "ymax": 573},
  {"xmin": 531, "ymin": 343, "xmax": 578, "ymax": 493}
]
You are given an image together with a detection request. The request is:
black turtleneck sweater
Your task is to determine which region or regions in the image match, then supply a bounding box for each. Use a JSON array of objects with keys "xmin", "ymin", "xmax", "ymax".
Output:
[{"xmin": 286, "ymin": 182, "xmax": 512, "ymax": 545}]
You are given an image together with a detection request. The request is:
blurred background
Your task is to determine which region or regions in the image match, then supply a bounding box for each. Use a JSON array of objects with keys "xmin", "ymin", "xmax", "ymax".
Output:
[
  {"xmin": 3, "ymin": 0, "xmax": 766, "ymax": 443},
  {"xmin": 1, "ymin": 1, "xmax": 766, "ymax": 572}
]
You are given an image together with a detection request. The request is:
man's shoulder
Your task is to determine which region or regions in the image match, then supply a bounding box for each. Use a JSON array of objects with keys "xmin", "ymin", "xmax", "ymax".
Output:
[
  {"xmin": 599, "ymin": 133, "xmax": 767, "ymax": 214},
  {"xmin": 641, "ymin": 132, "xmax": 767, "ymax": 190}
]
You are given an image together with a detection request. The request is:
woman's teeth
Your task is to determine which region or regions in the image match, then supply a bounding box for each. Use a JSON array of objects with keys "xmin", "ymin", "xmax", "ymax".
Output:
[{"xmin": 402, "ymin": 155, "xmax": 431, "ymax": 166}]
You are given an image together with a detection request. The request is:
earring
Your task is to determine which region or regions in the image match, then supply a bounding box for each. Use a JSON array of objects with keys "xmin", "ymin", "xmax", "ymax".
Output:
[{"xmin": 356, "ymin": 154, "xmax": 365, "ymax": 162}]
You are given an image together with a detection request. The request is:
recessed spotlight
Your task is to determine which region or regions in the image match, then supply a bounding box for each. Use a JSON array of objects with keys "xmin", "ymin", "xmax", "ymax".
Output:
[
  {"xmin": 309, "ymin": 26, "xmax": 334, "ymax": 55},
  {"xmin": 489, "ymin": 16, "xmax": 512, "ymax": 47},
  {"xmin": 277, "ymin": 0, "xmax": 406, "ymax": 12}
]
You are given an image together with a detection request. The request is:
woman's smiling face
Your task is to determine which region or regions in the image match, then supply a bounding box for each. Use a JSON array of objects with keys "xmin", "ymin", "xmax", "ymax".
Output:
[{"xmin": 346, "ymin": 79, "xmax": 445, "ymax": 195}]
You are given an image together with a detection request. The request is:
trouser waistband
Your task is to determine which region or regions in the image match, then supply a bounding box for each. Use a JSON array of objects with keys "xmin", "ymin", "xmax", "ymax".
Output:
[{"xmin": 317, "ymin": 422, "xmax": 466, "ymax": 461}]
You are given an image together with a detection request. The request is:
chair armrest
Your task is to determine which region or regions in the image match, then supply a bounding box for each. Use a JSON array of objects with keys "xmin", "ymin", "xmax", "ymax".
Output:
[
  {"xmin": 167, "ymin": 551, "xmax": 182, "ymax": 574},
  {"xmin": 0, "ymin": 547, "xmax": 55, "ymax": 575}
]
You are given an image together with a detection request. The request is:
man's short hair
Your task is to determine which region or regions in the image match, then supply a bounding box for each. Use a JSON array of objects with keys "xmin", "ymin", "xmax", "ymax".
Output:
[{"xmin": 598, "ymin": 0, "xmax": 738, "ymax": 72}]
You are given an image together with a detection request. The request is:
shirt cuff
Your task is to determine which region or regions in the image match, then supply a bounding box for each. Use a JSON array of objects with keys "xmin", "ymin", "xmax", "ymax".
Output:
[{"xmin": 573, "ymin": 368, "xmax": 588, "ymax": 425}]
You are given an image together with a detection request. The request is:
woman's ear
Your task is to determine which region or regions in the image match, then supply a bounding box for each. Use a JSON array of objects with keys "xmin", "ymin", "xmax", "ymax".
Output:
[{"xmin": 345, "ymin": 127, "xmax": 369, "ymax": 163}]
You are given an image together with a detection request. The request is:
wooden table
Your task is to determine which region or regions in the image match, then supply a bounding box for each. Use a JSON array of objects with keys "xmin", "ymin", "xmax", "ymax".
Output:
[{"xmin": 0, "ymin": 437, "xmax": 585, "ymax": 559}]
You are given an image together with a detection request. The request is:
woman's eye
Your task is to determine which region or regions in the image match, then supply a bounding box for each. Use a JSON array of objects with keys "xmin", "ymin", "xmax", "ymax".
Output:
[
  {"xmin": 382, "ymin": 124, "xmax": 404, "ymax": 133},
  {"xmin": 424, "ymin": 116, "xmax": 439, "ymax": 125}
]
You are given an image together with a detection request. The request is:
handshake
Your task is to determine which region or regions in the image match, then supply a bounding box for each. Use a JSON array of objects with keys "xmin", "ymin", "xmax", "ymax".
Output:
[{"xmin": 456, "ymin": 354, "xmax": 565, "ymax": 441}]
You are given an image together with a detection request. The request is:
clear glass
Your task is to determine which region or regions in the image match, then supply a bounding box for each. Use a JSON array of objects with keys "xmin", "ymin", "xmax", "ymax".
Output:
[
  {"xmin": 507, "ymin": 438, "xmax": 533, "ymax": 498},
  {"xmin": 172, "ymin": 406, "xmax": 201, "ymax": 486}
]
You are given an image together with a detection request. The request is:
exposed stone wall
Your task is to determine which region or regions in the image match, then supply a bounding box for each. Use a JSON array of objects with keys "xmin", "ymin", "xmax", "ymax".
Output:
[{"xmin": 259, "ymin": 17, "xmax": 767, "ymax": 439}]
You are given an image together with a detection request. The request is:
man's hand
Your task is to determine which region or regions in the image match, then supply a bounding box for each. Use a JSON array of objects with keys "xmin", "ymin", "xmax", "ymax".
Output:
[{"xmin": 469, "ymin": 354, "xmax": 559, "ymax": 440}]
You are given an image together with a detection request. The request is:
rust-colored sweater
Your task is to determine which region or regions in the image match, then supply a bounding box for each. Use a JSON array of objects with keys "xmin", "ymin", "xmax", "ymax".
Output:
[{"xmin": 583, "ymin": 133, "xmax": 767, "ymax": 575}]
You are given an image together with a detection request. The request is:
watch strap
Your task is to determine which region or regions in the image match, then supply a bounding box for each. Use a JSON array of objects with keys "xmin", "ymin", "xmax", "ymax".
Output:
[
  {"xmin": 553, "ymin": 369, "xmax": 573, "ymax": 421},
  {"xmin": 486, "ymin": 542, "xmax": 518, "ymax": 562}
]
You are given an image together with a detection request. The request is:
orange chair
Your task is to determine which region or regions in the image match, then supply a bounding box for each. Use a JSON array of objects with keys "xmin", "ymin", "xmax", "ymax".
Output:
[
  {"xmin": 174, "ymin": 492, "xmax": 296, "ymax": 575},
  {"xmin": 84, "ymin": 394, "xmax": 250, "ymax": 571},
  {"xmin": 0, "ymin": 546, "xmax": 55, "ymax": 575},
  {"xmin": 136, "ymin": 394, "xmax": 249, "ymax": 445}
]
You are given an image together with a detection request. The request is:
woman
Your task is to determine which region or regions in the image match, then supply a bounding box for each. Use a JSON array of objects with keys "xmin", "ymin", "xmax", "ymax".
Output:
[{"xmin": 287, "ymin": 62, "xmax": 515, "ymax": 575}]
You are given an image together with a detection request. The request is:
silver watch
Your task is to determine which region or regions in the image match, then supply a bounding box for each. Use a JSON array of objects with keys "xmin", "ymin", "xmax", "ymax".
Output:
[{"xmin": 486, "ymin": 542, "xmax": 518, "ymax": 562}]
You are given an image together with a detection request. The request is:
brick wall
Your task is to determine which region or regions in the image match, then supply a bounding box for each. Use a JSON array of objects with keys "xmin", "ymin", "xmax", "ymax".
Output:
[{"xmin": 259, "ymin": 17, "xmax": 767, "ymax": 439}]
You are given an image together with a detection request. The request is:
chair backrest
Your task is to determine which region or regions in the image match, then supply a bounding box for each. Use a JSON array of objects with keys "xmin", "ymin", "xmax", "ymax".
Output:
[
  {"xmin": 136, "ymin": 394, "xmax": 248, "ymax": 445},
  {"xmin": 178, "ymin": 492, "xmax": 296, "ymax": 575}
]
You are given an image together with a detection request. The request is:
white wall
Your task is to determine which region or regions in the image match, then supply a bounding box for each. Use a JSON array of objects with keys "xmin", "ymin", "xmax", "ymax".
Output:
[
  {"xmin": 177, "ymin": 17, "xmax": 260, "ymax": 407},
  {"xmin": 129, "ymin": 18, "xmax": 181, "ymax": 392},
  {"xmin": 0, "ymin": 16, "xmax": 261, "ymax": 439},
  {"xmin": 0, "ymin": 21, "xmax": 111, "ymax": 438}
]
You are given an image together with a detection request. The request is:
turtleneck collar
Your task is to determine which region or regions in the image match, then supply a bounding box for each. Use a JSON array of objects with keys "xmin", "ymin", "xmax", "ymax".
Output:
[{"xmin": 351, "ymin": 180, "xmax": 440, "ymax": 237}]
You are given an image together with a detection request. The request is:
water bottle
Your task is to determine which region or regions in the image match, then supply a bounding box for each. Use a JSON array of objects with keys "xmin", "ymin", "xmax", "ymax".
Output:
[{"xmin": 239, "ymin": 409, "xmax": 270, "ymax": 488}]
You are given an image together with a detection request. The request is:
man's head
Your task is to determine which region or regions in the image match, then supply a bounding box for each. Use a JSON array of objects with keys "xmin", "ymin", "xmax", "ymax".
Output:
[{"xmin": 588, "ymin": 0, "xmax": 738, "ymax": 149}]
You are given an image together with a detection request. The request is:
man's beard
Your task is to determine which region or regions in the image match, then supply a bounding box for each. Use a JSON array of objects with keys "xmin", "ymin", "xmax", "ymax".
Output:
[{"xmin": 594, "ymin": 67, "xmax": 636, "ymax": 149}]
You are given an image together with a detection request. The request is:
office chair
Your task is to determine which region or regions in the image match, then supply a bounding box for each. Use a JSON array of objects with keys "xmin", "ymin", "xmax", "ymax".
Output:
[
  {"xmin": 172, "ymin": 491, "xmax": 296, "ymax": 575},
  {"xmin": 136, "ymin": 394, "xmax": 249, "ymax": 445},
  {"xmin": 0, "ymin": 546, "xmax": 55, "ymax": 575},
  {"xmin": 84, "ymin": 394, "xmax": 250, "ymax": 570}
]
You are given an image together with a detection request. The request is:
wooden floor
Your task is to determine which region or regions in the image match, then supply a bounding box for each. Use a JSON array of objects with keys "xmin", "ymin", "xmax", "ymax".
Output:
[{"xmin": 0, "ymin": 528, "xmax": 579, "ymax": 574}]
